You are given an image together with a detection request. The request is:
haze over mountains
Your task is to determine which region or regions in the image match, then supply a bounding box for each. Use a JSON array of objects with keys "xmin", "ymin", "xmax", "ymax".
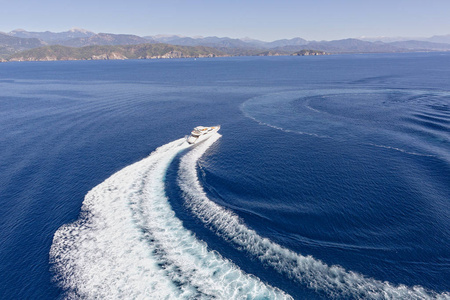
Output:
[
  {"xmin": 1, "ymin": 28, "xmax": 450, "ymax": 61},
  {"xmin": 358, "ymin": 35, "xmax": 450, "ymax": 44}
]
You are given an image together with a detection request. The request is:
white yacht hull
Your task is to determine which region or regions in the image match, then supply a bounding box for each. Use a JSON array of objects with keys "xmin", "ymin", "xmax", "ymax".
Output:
[{"xmin": 187, "ymin": 125, "xmax": 220, "ymax": 144}]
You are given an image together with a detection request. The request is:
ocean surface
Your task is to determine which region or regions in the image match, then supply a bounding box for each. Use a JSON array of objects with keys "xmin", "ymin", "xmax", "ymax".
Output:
[{"xmin": 0, "ymin": 53, "xmax": 449, "ymax": 299}]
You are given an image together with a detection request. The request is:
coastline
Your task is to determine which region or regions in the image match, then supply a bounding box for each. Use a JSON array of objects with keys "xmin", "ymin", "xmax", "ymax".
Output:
[{"xmin": 0, "ymin": 44, "xmax": 330, "ymax": 63}]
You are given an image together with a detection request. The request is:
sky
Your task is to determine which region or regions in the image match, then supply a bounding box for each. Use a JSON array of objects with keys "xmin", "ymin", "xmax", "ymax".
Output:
[{"xmin": 2, "ymin": 0, "xmax": 450, "ymax": 41}]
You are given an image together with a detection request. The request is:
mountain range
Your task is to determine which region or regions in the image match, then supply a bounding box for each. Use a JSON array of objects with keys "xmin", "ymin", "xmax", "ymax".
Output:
[
  {"xmin": 7, "ymin": 28, "xmax": 95, "ymax": 41},
  {"xmin": 358, "ymin": 34, "xmax": 450, "ymax": 44},
  {"xmin": 1, "ymin": 28, "xmax": 450, "ymax": 61}
]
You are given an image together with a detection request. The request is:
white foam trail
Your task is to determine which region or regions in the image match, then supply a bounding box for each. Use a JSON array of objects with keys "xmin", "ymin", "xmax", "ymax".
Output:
[
  {"xmin": 241, "ymin": 108, "xmax": 331, "ymax": 139},
  {"xmin": 50, "ymin": 138, "xmax": 291, "ymax": 299},
  {"xmin": 365, "ymin": 142, "xmax": 436, "ymax": 158},
  {"xmin": 305, "ymin": 104, "xmax": 321, "ymax": 113},
  {"xmin": 178, "ymin": 135, "xmax": 450, "ymax": 299}
]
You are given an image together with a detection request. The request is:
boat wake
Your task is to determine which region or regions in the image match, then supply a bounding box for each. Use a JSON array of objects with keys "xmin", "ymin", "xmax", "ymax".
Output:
[
  {"xmin": 50, "ymin": 137, "xmax": 289, "ymax": 299},
  {"xmin": 241, "ymin": 89, "xmax": 447, "ymax": 158},
  {"xmin": 178, "ymin": 135, "xmax": 449, "ymax": 299},
  {"xmin": 365, "ymin": 142, "xmax": 436, "ymax": 157},
  {"xmin": 50, "ymin": 135, "xmax": 448, "ymax": 299}
]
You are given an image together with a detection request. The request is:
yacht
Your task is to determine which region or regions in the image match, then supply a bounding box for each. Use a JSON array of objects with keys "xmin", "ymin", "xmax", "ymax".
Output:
[{"xmin": 187, "ymin": 125, "xmax": 220, "ymax": 144}]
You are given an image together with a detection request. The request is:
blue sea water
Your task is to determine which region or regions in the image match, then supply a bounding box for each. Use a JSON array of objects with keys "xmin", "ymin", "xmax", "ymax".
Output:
[{"xmin": 0, "ymin": 54, "xmax": 449, "ymax": 299}]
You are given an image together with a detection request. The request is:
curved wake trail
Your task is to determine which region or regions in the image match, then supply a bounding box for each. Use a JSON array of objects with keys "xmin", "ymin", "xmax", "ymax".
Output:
[
  {"xmin": 178, "ymin": 135, "xmax": 449, "ymax": 299},
  {"xmin": 50, "ymin": 138, "xmax": 290, "ymax": 299}
]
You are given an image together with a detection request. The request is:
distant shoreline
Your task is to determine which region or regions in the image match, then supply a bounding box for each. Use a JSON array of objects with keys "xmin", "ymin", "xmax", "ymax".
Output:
[
  {"xmin": 0, "ymin": 44, "xmax": 330, "ymax": 63},
  {"xmin": 3, "ymin": 45, "xmax": 450, "ymax": 63},
  {"xmin": 2, "ymin": 29, "xmax": 450, "ymax": 62}
]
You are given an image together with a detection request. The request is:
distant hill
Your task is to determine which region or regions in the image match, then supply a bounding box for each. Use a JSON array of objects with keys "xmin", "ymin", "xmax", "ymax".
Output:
[
  {"xmin": 149, "ymin": 35, "xmax": 406, "ymax": 53},
  {"xmin": 149, "ymin": 35, "xmax": 309, "ymax": 50},
  {"xmin": 266, "ymin": 37, "xmax": 308, "ymax": 48},
  {"xmin": 358, "ymin": 34, "xmax": 450, "ymax": 45},
  {"xmin": 49, "ymin": 33, "xmax": 154, "ymax": 47},
  {"xmin": 303, "ymin": 39, "xmax": 404, "ymax": 53},
  {"xmin": 388, "ymin": 40, "xmax": 450, "ymax": 51},
  {"xmin": 145, "ymin": 34, "xmax": 185, "ymax": 43},
  {"xmin": 8, "ymin": 28, "xmax": 95, "ymax": 41},
  {"xmin": 2, "ymin": 29, "xmax": 450, "ymax": 61},
  {"xmin": 0, "ymin": 32, "xmax": 46, "ymax": 57},
  {"xmin": 238, "ymin": 37, "xmax": 269, "ymax": 48},
  {"xmin": 151, "ymin": 35, "xmax": 260, "ymax": 49},
  {"xmin": 6, "ymin": 44, "xmax": 227, "ymax": 61},
  {"xmin": 427, "ymin": 34, "xmax": 450, "ymax": 44}
]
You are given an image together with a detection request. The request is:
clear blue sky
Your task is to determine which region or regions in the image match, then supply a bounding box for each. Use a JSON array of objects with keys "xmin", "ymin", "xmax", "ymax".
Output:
[{"xmin": 2, "ymin": 0, "xmax": 450, "ymax": 41}]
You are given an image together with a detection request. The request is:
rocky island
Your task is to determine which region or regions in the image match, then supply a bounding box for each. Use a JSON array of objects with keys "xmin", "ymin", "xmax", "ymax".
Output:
[{"xmin": 291, "ymin": 49, "xmax": 329, "ymax": 56}]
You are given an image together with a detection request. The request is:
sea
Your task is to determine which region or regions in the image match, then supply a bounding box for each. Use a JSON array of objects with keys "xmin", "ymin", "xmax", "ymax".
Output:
[{"xmin": 0, "ymin": 53, "xmax": 449, "ymax": 299}]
